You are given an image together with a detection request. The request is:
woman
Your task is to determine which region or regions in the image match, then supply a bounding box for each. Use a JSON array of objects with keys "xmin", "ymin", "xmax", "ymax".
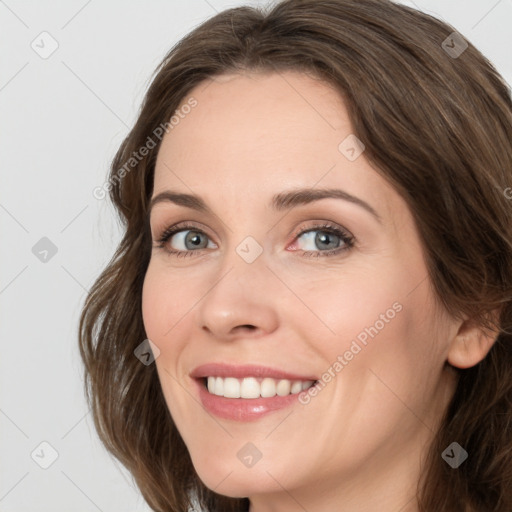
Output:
[{"xmin": 79, "ymin": 0, "xmax": 512, "ymax": 510}]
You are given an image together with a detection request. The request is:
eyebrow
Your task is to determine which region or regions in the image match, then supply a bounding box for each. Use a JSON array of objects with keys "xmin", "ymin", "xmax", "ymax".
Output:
[{"xmin": 148, "ymin": 188, "xmax": 381, "ymax": 223}]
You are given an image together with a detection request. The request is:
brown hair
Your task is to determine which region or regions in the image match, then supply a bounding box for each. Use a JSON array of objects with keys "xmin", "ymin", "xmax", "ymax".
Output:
[{"xmin": 79, "ymin": 0, "xmax": 512, "ymax": 510}]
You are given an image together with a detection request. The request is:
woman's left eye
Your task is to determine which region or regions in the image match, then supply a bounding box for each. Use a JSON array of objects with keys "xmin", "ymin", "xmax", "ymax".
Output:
[
  {"xmin": 292, "ymin": 224, "xmax": 355, "ymax": 258},
  {"xmin": 154, "ymin": 222, "xmax": 355, "ymax": 258}
]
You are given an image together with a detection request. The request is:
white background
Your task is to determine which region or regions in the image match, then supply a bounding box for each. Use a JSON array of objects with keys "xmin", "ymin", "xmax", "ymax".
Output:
[{"xmin": 1, "ymin": 0, "xmax": 511, "ymax": 510}]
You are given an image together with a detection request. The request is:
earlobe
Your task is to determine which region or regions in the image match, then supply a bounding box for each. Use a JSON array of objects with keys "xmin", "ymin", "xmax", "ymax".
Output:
[{"xmin": 447, "ymin": 313, "xmax": 501, "ymax": 369}]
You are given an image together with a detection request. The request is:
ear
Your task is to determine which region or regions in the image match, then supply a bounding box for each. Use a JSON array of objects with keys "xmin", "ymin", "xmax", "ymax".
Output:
[{"xmin": 447, "ymin": 309, "xmax": 501, "ymax": 369}]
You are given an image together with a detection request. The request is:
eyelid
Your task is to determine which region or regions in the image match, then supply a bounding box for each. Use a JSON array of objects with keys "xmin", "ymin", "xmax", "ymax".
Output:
[
  {"xmin": 288, "ymin": 221, "xmax": 355, "ymax": 254},
  {"xmin": 155, "ymin": 220, "xmax": 214, "ymax": 242},
  {"xmin": 290, "ymin": 220, "xmax": 353, "ymax": 242}
]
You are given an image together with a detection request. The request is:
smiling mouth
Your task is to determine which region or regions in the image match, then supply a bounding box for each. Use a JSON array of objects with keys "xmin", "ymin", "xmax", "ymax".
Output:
[{"xmin": 203, "ymin": 376, "xmax": 317, "ymax": 399}]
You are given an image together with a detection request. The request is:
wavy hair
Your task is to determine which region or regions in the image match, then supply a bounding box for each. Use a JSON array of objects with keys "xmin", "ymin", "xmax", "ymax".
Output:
[{"xmin": 79, "ymin": 0, "xmax": 512, "ymax": 510}]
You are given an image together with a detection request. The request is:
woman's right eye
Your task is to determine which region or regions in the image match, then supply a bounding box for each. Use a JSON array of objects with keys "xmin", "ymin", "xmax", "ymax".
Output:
[{"xmin": 155, "ymin": 224, "xmax": 216, "ymax": 258}]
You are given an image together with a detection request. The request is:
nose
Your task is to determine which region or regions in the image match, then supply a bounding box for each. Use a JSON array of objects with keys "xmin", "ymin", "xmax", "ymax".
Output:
[{"xmin": 194, "ymin": 250, "xmax": 280, "ymax": 341}]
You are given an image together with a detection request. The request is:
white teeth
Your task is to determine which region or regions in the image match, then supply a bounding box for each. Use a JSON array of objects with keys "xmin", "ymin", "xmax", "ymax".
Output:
[
  {"xmin": 207, "ymin": 376, "xmax": 215, "ymax": 393},
  {"xmin": 223, "ymin": 377, "xmax": 240, "ymax": 398},
  {"xmin": 240, "ymin": 377, "xmax": 260, "ymax": 398},
  {"xmin": 260, "ymin": 378, "xmax": 276, "ymax": 397},
  {"xmin": 276, "ymin": 379, "xmax": 291, "ymax": 396},
  {"xmin": 204, "ymin": 376, "xmax": 315, "ymax": 398},
  {"xmin": 290, "ymin": 381, "xmax": 303, "ymax": 394},
  {"xmin": 214, "ymin": 376, "xmax": 224, "ymax": 396},
  {"xmin": 302, "ymin": 380, "xmax": 314, "ymax": 390}
]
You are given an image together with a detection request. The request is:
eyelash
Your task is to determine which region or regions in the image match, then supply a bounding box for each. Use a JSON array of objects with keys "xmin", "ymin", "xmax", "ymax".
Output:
[{"xmin": 154, "ymin": 221, "xmax": 355, "ymax": 259}]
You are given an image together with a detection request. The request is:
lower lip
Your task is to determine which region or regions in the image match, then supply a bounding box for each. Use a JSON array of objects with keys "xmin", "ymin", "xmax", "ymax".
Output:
[{"xmin": 195, "ymin": 379, "xmax": 304, "ymax": 421}]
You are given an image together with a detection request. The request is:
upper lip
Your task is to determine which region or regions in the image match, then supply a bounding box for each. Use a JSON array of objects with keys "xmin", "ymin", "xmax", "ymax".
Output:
[{"xmin": 190, "ymin": 363, "xmax": 318, "ymax": 381}]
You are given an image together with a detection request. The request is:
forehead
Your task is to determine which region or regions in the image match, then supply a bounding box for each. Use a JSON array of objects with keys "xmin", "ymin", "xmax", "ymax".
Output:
[
  {"xmin": 153, "ymin": 71, "xmax": 399, "ymax": 225},
  {"xmin": 155, "ymin": 71, "xmax": 348, "ymax": 177}
]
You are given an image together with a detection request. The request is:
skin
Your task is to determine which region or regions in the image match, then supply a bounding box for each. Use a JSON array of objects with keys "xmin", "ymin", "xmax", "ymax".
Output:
[{"xmin": 141, "ymin": 71, "xmax": 497, "ymax": 512}]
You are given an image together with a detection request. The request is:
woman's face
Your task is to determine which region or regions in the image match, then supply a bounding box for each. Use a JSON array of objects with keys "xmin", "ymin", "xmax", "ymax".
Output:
[{"xmin": 142, "ymin": 71, "xmax": 459, "ymax": 510}]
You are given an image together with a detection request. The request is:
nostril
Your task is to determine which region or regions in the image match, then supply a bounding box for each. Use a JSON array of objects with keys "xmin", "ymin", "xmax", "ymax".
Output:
[{"xmin": 232, "ymin": 325, "xmax": 257, "ymax": 333}]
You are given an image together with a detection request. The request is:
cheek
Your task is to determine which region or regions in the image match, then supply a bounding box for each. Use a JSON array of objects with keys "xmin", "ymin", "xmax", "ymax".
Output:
[
  {"xmin": 340, "ymin": 279, "xmax": 445, "ymax": 413},
  {"xmin": 310, "ymin": 262, "xmax": 442, "ymax": 385},
  {"xmin": 141, "ymin": 267, "xmax": 165, "ymax": 340},
  {"xmin": 141, "ymin": 261, "xmax": 190, "ymax": 343},
  {"xmin": 141, "ymin": 261, "xmax": 204, "ymax": 389},
  {"xmin": 297, "ymin": 265, "xmax": 404, "ymax": 349},
  {"xmin": 142, "ymin": 266, "xmax": 196, "ymax": 426}
]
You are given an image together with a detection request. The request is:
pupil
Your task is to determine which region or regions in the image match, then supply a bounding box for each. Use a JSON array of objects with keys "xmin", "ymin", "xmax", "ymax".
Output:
[
  {"xmin": 187, "ymin": 231, "xmax": 204, "ymax": 248},
  {"xmin": 317, "ymin": 232, "xmax": 336, "ymax": 249}
]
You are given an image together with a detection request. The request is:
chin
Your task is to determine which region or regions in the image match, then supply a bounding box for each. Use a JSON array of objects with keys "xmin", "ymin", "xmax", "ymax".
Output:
[{"xmin": 189, "ymin": 450, "xmax": 289, "ymax": 498}]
